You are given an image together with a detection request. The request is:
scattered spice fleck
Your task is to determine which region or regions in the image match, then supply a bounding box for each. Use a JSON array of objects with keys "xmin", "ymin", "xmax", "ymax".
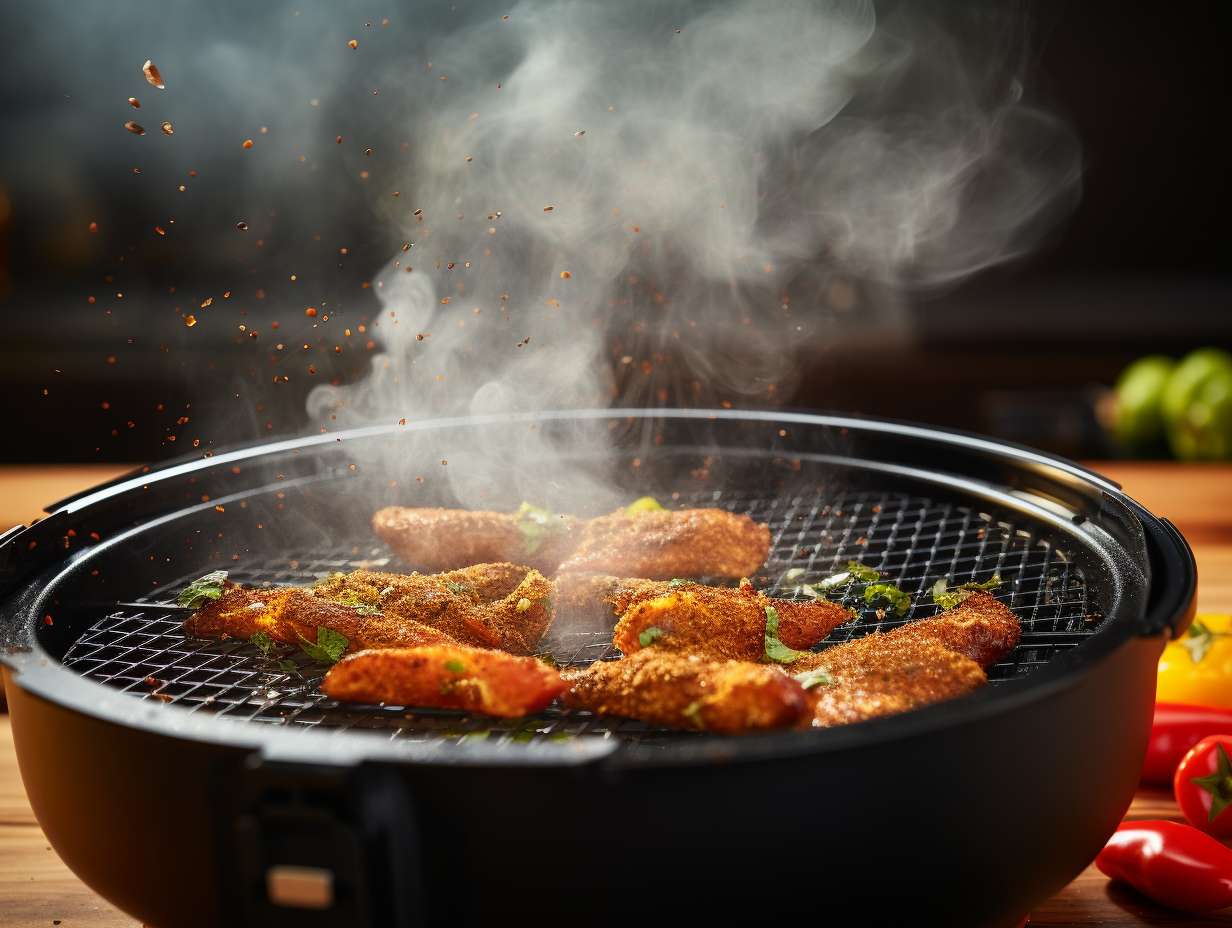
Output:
[
  {"xmin": 235, "ymin": 221, "xmax": 248, "ymax": 231},
  {"xmin": 200, "ymin": 297, "xmax": 213, "ymax": 308},
  {"xmin": 160, "ymin": 120, "xmax": 174, "ymax": 135},
  {"xmin": 543, "ymin": 205, "xmax": 555, "ymax": 212},
  {"xmin": 154, "ymin": 225, "xmax": 166, "ymax": 236},
  {"xmin": 305, "ymin": 307, "xmax": 317, "ymax": 318},
  {"xmin": 574, "ymin": 129, "xmax": 586, "ymax": 137},
  {"xmin": 142, "ymin": 59, "xmax": 165, "ymax": 90},
  {"xmin": 184, "ymin": 314, "xmax": 197, "ymax": 328},
  {"xmin": 88, "ymin": 221, "xmax": 99, "ymax": 233},
  {"xmin": 347, "ymin": 38, "xmax": 359, "ymax": 49},
  {"xmin": 128, "ymin": 97, "xmax": 140, "ymax": 108},
  {"xmin": 124, "ymin": 120, "xmax": 145, "ymax": 135},
  {"xmin": 242, "ymin": 138, "xmax": 254, "ymax": 149},
  {"xmin": 559, "ymin": 270, "xmax": 572, "ymax": 279}
]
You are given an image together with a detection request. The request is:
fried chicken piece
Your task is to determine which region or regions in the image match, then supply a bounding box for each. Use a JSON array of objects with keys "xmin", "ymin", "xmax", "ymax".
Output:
[
  {"xmin": 184, "ymin": 563, "xmax": 555, "ymax": 655},
  {"xmin": 372, "ymin": 507, "xmax": 579, "ymax": 574},
  {"xmin": 562, "ymin": 650, "xmax": 807, "ymax": 734},
  {"xmin": 789, "ymin": 591, "xmax": 1022, "ymax": 727},
  {"xmin": 608, "ymin": 579, "xmax": 852, "ymax": 661},
  {"xmin": 312, "ymin": 564, "xmax": 554, "ymax": 654},
  {"xmin": 323, "ymin": 644, "xmax": 568, "ymax": 717},
  {"xmin": 183, "ymin": 583, "xmax": 455, "ymax": 653},
  {"xmin": 558, "ymin": 508, "xmax": 769, "ymax": 578},
  {"xmin": 373, "ymin": 505, "xmax": 770, "ymax": 578}
]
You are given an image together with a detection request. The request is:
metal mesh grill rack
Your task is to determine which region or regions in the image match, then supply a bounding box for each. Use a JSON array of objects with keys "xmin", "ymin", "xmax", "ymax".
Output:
[{"xmin": 61, "ymin": 489, "xmax": 1098, "ymax": 746}]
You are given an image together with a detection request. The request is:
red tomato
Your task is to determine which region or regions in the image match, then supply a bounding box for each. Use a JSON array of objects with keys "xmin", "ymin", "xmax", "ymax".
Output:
[{"xmin": 1174, "ymin": 735, "xmax": 1232, "ymax": 837}]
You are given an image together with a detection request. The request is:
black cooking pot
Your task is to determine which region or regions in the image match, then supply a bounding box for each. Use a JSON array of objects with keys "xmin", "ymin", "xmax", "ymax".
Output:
[{"xmin": 0, "ymin": 410, "xmax": 1196, "ymax": 927}]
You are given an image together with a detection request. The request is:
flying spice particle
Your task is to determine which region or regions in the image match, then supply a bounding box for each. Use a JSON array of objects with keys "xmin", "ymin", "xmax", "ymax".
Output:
[
  {"xmin": 154, "ymin": 226, "xmax": 166, "ymax": 236},
  {"xmin": 142, "ymin": 59, "xmax": 165, "ymax": 90},
  {"xmin": 242, "ymin": 138, "xmax": 254, "ymax": 149},
  {"xmin": 88, "ymin": 221, "xmax": 99, "ymax": 233},
  {"xmin": 128, "ymin": 97, "xmax": 141, "ymax": 108},
  {"xmin": 235, "ymin": 221, "xmax": 248, "ymax": 231},
  {"xmin": 124, "ymin": 121, "xmax": 146, "ymax": 135},
  {"xmin": 200, "ymin": 297, "xmax": 213, "ymax": 308},
  {"xmin": 348, "ymin": 39, "xmax": 359, "ymax": 49},
  {"xmin": 184, "ymin": 314, "xmax": 197, "ymax": 327},
  {"xmin": 364, "ymin": 148, "xmax": 373, "ymax": 156},
  {"xmin": 305, "ymin": 307, "xmax": 317, "ymax": 318},
  {"xmin": 336, "ymin": 135, "xmax": 343, "ymax": 144},
  {"xmin": 178, "ymin": 184, "xmax": 186, "ymax": 192},
  {"xmin": 574, "ymin": 129, "xmax": 586, "ymax": 137},
  {"xmin": 260, "ymin": 126, "xmax": 268, "ymax": 135},
  {"xmin": 160, "ymin": 120, "xmax": 174, "ymax": 135},
  {"xmin": 401, "ymin": 242, "xmax": 411, "ymax": 251},
  {"xmin": 543, "ymin": 205, "xmax": 554, "ymax": 212},
  {"xmin": 560, "ymin": 270, "xmax": 572, "ymax": 279}
]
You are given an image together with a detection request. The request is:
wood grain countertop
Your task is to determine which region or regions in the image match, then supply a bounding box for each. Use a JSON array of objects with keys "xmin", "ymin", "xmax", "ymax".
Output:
[{"xmin": 2, "ymin": 461, "xmax": 1231, "ymax": 927}]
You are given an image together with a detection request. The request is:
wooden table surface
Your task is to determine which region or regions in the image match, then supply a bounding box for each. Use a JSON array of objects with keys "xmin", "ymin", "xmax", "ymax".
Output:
[{"xmin": 2, "ymin": 461, "xmax": 1231, "ymax": 927}]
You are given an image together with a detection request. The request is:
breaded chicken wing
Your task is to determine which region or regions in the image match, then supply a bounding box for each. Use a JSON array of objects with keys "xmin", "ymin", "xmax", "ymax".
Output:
[
  {"xmin": 610, "ymin": 579, "xmax": 852, "ymax": 661},
  {"xmin": 562, "ymin": 649, "xmax": 807, "ymax": 733},
  {"xmin": 372, "ymin": 504, "xmax": 770, "ymax": 578},
  {"xmin": 183, "ymin": 563, "xmax": 554, "ymax": 655},
  {"xmin": 313, "ymin": 564, "xmax": 554, "ymax": 654},
  {"xmin": 789, "ymin": 591, "xmax": 1021, "ymax": 727},
  {"xmin": 323, "ymin": 644, "xmax": 567, "ymax": 717},
  {"xmin": 372, "ymin": 507, "xmax": 579, "ymax": 575}
]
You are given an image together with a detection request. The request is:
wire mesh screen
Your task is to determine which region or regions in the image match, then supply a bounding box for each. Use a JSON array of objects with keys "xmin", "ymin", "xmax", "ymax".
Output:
[{"xmin": 60, "ymin": 489, "xmax": 1099, "ymax": 745}]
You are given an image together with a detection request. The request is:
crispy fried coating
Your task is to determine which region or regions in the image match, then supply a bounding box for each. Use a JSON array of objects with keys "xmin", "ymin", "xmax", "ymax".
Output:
[
  {"xmin": 562, "ymin": 650, "xmax": 807, "ymax": 733},
  {"xmin": 609, "ymin": 579, "xmax": 852, "ymax": 661},
  {"xmin": 312, "ymin": 564, "xmax": 554, "ymax": 654},
  {"xmin": 323, "ymin": 644, "xmax": 568, "ymax": 717},
  {"xmin": 372, "ymin": 507, "xmax": 578, "ymax": 574},
  {"xmin": 558, "ymin": 508, "xmax": 770, "ymax": 578},
  {"xmin": 184, "ymin": 563, "xmax": 555, "ymax": 655},
  {"xmin": 789, "ymin": 592, "xmax": 1022, "ymax": 727},
  {"xmin": 183, "ymin": 584, "xmax": 455, "ymax": 653},
  {"xmin": 373, "ymin": 505, "xmax": 770, "ymax": 578}
]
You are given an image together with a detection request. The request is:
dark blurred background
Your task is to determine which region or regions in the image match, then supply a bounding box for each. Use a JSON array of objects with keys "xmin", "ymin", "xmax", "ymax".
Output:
[{"xmin": 0, "ymin": 0, "xmax": 1228, "ymax": 463}]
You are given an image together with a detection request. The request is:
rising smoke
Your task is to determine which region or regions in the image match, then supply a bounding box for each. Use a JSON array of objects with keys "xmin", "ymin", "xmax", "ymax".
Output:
[{"xmin": 307, "ymin": 0, "xmax": 1080, "ymax": 508}]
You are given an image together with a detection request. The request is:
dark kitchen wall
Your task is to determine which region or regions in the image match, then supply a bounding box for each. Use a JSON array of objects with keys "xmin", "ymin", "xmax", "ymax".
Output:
[{"xmin": 0, "ymin": 0, "xmax": 1228, "ymax": 463}]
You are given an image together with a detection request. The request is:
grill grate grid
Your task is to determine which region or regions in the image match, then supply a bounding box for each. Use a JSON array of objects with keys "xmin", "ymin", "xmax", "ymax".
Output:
[{"xmin": 61, "ymin": 490, "xmax": 1099, "ymax": 745}]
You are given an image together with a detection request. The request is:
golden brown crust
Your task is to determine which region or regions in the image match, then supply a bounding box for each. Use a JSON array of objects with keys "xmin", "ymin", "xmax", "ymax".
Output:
[
  {"xmin": 559, "ymin": 509, "xmax": 770, "ymax": 578},
  {"xmin": 183, "ymin": 585, "xmax": 455, "ymax": 653},
  {"xmin": 562, "ymin": 650, "xmax": 807, "ymax": 733},
  {"xmin": 312, "ymin": 564, "xmax": 555, "ymax": 654},
  {"xmin": 788, "ymin": 592, "xmax": 1021, "ymax": 727},
  {"xmin": 373, "ymin": 506, "xmax": 770, "ymax": 578},
  {"xmin": 610, "ymin": 580, "xmax": 851, "ymax": 661},
  {"xmin": 184, "ymin": 563, "xmax": 556, "ymax": 655},
  {"xmin": 323, "ymin": 644, "xmax": 567, "ymax": 717},
  {"xmin": 372, "ymin": 507, "xmax": 579, "ymax": 574}
]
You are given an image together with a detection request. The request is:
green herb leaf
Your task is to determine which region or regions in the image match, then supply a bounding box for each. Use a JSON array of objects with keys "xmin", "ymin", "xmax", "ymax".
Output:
[
  {"xmin": 863, "ymin": 583, "xmax": 911, "ymax": 616},
  {"xmin": 296, "ymin": 627, "xmax": 349, "ymax": 664},
  {"xmin": 176, "ymin": 570, "xmax": 228, "ymax": 608},
  {"xmin": 330, "ymin": 590, "xmax": 383, "ymax": 616},
  {"xmin": 932, "ymin": 574, "xmax": 1003, "ymax": 610},
  {"xmin": 668, "ymin": 578, "xmax": 689, "ymax": 588},
  {"xmin": 625, "ymin": 496, "xmax": 665, "ymax": 514},
  {"xmin": 277, "ymin": 659, "xmax": 299, "ymax": 673},
  {"xmin": 794, "ymin": 668, "xmax": 835, "ymax": 690},
  {"xmin": 846, "ymin": 561, "xmax": 881, "ymax": 583},
  {"xmin": 445, "ymin": 581, "xmax": 470, "ymax": 595},
  {"xmin": 639, "ymin": 626, "xmax": 665, "ymax": 647},
  {"xmin": 514, "ymin": 501, "xmax": 561, "ymax": 556},
  {"xmin": 764, "ymin": 606, "xmax": 806, "ymax": 664},
  {"xmin": 1184, "ymin": 620, "xmax": 1217, "ymax": 664},
  {"xmin": 444, "ymin": 659, "xmax": 466, "ymax": 673},
  {"xmin": 250, "ymin": 630, "xmax": 275, "ymax": 657}
]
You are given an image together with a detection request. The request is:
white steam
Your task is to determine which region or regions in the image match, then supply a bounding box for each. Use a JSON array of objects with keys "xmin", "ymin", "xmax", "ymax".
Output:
[{"xmin": 308, "ymin": 0, "xmax": 1080, "ymax": 508}]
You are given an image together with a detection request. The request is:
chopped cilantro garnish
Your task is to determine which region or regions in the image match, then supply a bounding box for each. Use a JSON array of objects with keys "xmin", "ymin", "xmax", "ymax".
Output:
[
  {"xmin": 625, "ymin": 496, "xmax": 665, "ymax": 514},
  {"xmin": 296, "ymin": 627, "xmax": 349, "ymax": 664},
  {"xmin": 445, "ymin": 581, "xmax": 470, "ymax": 595},
  {"xmin": 277, "ymin": 659, "xmax": 299, "ymax": 673},
  {"xmin": 639, "ymin": 626, "xmax": 665, "ymax": 647},
  {"xmin": 250, "ymin": 630, "xmax": 275, "ymax": 657},
  {"xmin": 514, "ymin": 502, "xmax": 561, "ymax": 555},
  {"xmin": 931, "ymin": 574, "xmax": 1002, "ymax": 610},
  {"xmin": 863, "ymin": 583, "xmax": 911, "ymax": 616},
  {"xmin": 444, "ymin": 659, "xmax": 466, "ymax": 673},
  {"xmin": 763, "ymin": 606, "xmax": 806, "ymax": 664},
  {"xmin": 794, "ymin": 668, "xmax": 835, "ymax": 689},
  {"xmin": 176, "ymin": 571, "xmax": 228, "ymax": 608},
  {"xmin": 332, "ymin": 590, "xmax": 382, "ymax": 616},
  {"xmin": 846, "ymin": 561, "xmax": 881, "ymax": 582}
]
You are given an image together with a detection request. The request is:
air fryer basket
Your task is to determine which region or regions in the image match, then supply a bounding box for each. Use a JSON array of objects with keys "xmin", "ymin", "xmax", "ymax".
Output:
[{"xmin": 0, "ymin": 410, "xmax": 1195, "ymax": 927}]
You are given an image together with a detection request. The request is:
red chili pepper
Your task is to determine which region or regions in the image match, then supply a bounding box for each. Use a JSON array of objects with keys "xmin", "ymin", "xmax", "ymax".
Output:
[
  {"xmin": 1096, "ymin": 820, "xmax": 1232, "ymax": 913},
  {"xmin": 1175, "ymin": 736, "xmax": 1232, "ymax": 836},
  {"xmin": 1142, "ymin": 703, "xmax": 1232, "ymax": 785}
]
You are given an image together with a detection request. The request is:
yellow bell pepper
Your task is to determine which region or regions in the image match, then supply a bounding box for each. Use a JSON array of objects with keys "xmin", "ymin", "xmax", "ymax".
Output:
[{"xmin": 1158, "ymin": 614, "xmax": 1232, "ymax": 708}]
